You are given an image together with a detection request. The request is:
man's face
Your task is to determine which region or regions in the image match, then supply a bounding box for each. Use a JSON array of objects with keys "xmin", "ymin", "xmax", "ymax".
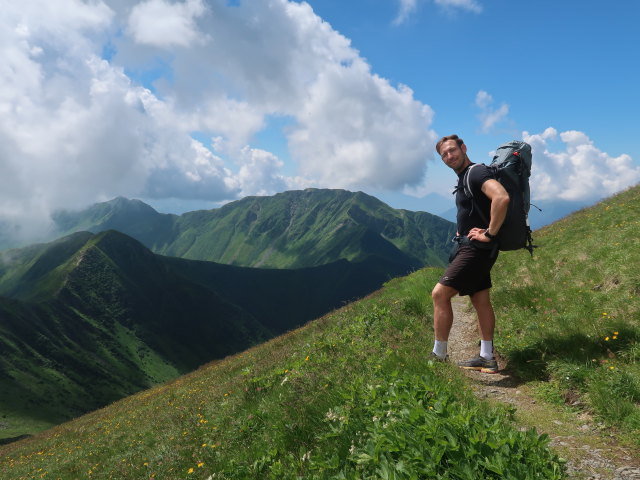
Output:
[{"xmin": 439, "ymin": 140, "xmax": 468, "ymax": 173}]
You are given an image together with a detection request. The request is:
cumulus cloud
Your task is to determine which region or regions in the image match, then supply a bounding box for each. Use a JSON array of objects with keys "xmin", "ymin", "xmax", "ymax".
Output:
[
  {"xmin": 0, "ymin": 0, "xmax": 437, "ymax": 245},
  {"xmin": 235, "ymin": 146, "xmax": 306, "ymax": 197},
  {"xmin": 524, "ymin": 128, "xmax": 640, "ymax": 202},
  {"xmin": 289, "ymin": 64, "xmax": 435, "ymax": 190},
  {"xmin": 127, "ymin": 0, "xmax": 207, "ymax": 48},
  {"xmin": 475, "ymin": 90, "xmax": 509, "ymax": 133}
]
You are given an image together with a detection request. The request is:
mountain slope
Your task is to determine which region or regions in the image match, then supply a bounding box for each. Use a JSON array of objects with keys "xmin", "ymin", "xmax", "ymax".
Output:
[
  {"xmin": 491, "ymin": 184, "xmax": 640, "ymax": 439},
  {"xmin": 0, "ymin": 231, "xmax": 269, "ymax": 437},
  {"xmin": 52, "ymin": 189, "xmax": 456, "ymax": 269},
  {"xmin": 0, "ymin": 230, "xmax": 417, "ymax": 440},
  {"xmin": 2, "ymin": 185, "xmax": 638, "ymax": 476},
  {"xmin": 0, "ymin": 262, "xmax": 565, "ymax": 479}
]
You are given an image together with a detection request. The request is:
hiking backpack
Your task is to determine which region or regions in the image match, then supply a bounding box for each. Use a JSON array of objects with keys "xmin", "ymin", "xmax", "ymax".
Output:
[{"xmin": 462, "ymin": 140, "xmax": 535, "ymax": 254}]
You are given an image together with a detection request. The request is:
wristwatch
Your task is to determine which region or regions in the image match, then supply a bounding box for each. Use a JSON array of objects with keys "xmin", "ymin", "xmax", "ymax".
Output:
[{"xmin": 483, "ymin": 229, "xmax": 497, "ymax": 240}]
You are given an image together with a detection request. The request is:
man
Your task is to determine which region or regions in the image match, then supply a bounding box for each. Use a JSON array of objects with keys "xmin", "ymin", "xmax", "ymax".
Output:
[{"xmin": 431, "ymin": 134, "xmax": 510, "ymax": 373}]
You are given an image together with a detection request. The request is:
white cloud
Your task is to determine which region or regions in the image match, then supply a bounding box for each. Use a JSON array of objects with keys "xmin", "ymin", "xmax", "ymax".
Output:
[
  {"xmin": 0, "ymin": 0, "xmax": 438, "ymax": 245},
  {"xmin": 475, "ymin": 90, "xmax": 509, "ymax": 133},
  {"xmin": 142, "ymin": 136, "xmax": 239, "ymax": 200},
  {"xmin": 236, "ymin": 146, "xmax": 294, "ymax": 197},
  {"xmin": 119, "ymin": 0, "xmax": 438, "ymax": 191},
  {"xmin": 127, "ymin": 0, "xmax": 207, "ymax": 48},
  {"xmin": 0, "ymin": 1, "xmax": 238, "ymax": 243},
  {"xmin": 289, "ymin": 64, "xmax": 435, "ymax": 190},
  {"xmin": 393, "ymin": 0, "xmax": 481, "ymax": 24},
  {"xmin": 393, "ymin": 0, "xmax": 418, "ymax": 25},
  {"xmin": 475, "ymin": 90, "xmax": 492, "ymax": 109},
  {"xmin": 434, "ymin": 0, "xmax": 482, "ymax": 14},
  {"xmin": 524, "ymin": 128, "xmax": 640, "ymax": 202}
]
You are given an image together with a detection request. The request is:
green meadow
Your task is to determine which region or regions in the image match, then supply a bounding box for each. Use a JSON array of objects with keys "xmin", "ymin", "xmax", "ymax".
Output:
[
  {"xmin": 493, "ymin": 184, "xmax": 640, "ymax": 438},
  {"xmin": 1, "ymin": 184, "xmax": 639, "ymax": 479},
  {"xmin": 0, "ymin": 267, "xmax": 564, "ymax": 479}
]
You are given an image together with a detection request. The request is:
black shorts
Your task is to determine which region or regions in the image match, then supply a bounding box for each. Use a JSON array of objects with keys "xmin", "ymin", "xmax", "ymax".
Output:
[{"xmin": 439, "ymin": 244, "xmax": 498, "ymax": 296}]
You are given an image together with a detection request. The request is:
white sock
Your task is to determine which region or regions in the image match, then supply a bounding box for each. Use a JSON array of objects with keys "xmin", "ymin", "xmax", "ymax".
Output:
[
  {"xmin": 480, "ymin": 340, "xmax": 494, "ymax": 360},
  {"xmin": 433, "ymin": 340, "xmax": 448, "ymax": 358}
]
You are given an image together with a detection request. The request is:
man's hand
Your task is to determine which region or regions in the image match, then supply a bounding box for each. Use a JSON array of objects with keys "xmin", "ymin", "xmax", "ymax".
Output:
[{"xmin": 467, "ymin": 227, "xmax": 492, "ymax": 243}]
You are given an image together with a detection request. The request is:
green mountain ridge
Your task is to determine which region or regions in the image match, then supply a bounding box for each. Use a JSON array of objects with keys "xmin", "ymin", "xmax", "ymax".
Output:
[
  {"xmin": 52, "ymin": 189, "xmax": 455, "ymax": 269},
  {"xmin": 0, "ymin": 229, "xmax": 419, "ymax": 440}
]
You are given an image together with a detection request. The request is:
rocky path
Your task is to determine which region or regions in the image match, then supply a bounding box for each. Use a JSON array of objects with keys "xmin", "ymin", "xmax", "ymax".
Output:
[{"xmin": 448, "ymin": 295, "xmax": 640, "ymax": 480}]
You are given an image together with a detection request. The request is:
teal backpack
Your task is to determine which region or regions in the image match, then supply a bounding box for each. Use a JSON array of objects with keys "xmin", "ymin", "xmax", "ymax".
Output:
[{"xmin": 462, "ymin": 140, "xmax": 535, "ymax": 254}]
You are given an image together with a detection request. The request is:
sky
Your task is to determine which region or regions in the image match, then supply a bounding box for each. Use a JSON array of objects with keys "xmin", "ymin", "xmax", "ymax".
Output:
[{"xmin": 2, "ymin": 0, "xmax": 639, "ymax": 242}]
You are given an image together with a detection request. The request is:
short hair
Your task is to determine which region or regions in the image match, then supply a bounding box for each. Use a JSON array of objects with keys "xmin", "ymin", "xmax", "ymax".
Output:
[{"xmin": 436, "ymin": 134, "xmax": 464, "ymax": 155}]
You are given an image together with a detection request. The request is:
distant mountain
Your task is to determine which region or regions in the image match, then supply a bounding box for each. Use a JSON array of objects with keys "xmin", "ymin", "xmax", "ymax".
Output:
[
  {"xmin": 438, "ymin": 206, "xmax": 457, "ymax": 223},
  {"xmin": 52, "ymin": 189, "xmax": 456, "ymax": 269},
  {"xmin": 527, "ymin": 198, "xmax": 592, "ymax": 230},
  {"xmin": 52, "ymin": 197, "xmax": 177, "ymax": 251},
  {"xmin": 0, "ymin": 230, "xmax": 419, "ymax": 436}
]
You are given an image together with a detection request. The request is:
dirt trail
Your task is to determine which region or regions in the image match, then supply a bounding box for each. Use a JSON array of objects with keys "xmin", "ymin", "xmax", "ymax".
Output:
[{"xmin": 448, "ymin": 295, "xmax": 640, "ymax": 480}]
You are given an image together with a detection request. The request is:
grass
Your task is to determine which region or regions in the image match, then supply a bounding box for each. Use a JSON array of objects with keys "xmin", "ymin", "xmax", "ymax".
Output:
[
  {"xmin": 492, "ymin": 185, "xmax": 640, "ymax": 443},
  {"xmin": 0, "ymin": 268, "xmax": 565, "ymax": 479},
  {"xmin": 3, "ymin": 185, "xmax": 639, "ymax": 477}
]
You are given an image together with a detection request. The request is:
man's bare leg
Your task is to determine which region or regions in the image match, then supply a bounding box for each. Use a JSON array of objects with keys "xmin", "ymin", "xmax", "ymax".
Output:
[
  {"xmin": 469, "ymin": 288, "xmax": 495, "ymax": 340},
  {"xmin": 431, "ymin": 283, "xmax": 459, "ymax": 358},
  {"xmin": 470, "ymin": 288, "xmax": 495, "ymax": 360}
]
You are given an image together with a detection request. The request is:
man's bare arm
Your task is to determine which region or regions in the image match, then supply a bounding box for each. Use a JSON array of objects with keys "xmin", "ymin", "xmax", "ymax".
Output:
[{"xmin": 467, "ymin": 179, "xmax": 510, "ymax": 243}]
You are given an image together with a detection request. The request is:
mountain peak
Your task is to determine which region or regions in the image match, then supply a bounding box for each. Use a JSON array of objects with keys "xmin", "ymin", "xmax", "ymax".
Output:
[{"xmin": 103, "ymin": 197, "xmax": 159, "ymax": 214}]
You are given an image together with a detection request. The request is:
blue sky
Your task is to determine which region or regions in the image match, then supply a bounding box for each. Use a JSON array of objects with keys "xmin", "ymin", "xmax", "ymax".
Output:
[
  {"xmin": 1, "ymin": 0, "xmax": 639, "ymax": 239},
  {"xmin": 292, "ymin": 0, "xmax": 640, "ymax": 209}
]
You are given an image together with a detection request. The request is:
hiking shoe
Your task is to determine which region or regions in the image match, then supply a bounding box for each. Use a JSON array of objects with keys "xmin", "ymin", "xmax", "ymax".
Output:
[
  {"xmin": 457, "ymin": 356, "xmax": 498, "ymax": 374},
  {"xmin": 429, "ymin": 352, "xmax": 449, "ymax": 363}
]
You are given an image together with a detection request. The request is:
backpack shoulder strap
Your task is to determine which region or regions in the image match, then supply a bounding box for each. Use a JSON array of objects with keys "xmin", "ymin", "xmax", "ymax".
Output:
[
  {"xmin": 462, "ymin": 163, "xmax": 491, "ymax": 225},
  {"xmin": 463, "ymin": 163, "xmax": 483, "ymax": 198}
]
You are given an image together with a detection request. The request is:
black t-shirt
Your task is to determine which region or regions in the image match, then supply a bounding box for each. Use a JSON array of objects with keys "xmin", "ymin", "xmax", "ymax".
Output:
[{"xmin": 455, "ymin": 163, "xmax": 495, "ymax": 236}]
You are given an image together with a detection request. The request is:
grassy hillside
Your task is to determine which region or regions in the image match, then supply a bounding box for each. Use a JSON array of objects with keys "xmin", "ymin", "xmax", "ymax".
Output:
[
  {"xmin": 492, "ymin": 184, "xmax": 640, "ymax": 441},
  {"xmin": 0, "ymin": 231, "xmax": 418, "ymax": 442},
  {"xmin": 2, "ymin": 186, "xmax": 637, "ymax": 477},
  {"xmin": 0, "ymin": 268, "xmax": 564, "ymax": 479},
  {"xmin": 51, "ymin": 189, "xmax": 456, "ymax": 269},
  {"xmin": 0, "ymin": 231, "xmax": 269, "ymax": 441}
]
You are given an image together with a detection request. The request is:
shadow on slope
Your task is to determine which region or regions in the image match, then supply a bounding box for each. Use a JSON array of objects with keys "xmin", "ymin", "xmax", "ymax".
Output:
[{"xmin": 0, "ymin": 229, "xmax": 418, "ymax": 440}]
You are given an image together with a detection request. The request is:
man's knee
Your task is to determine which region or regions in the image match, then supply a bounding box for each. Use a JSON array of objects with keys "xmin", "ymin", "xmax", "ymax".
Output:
[{"xmin": 432, "ymin": 282, "xmax": 457, "ymax": 304}]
